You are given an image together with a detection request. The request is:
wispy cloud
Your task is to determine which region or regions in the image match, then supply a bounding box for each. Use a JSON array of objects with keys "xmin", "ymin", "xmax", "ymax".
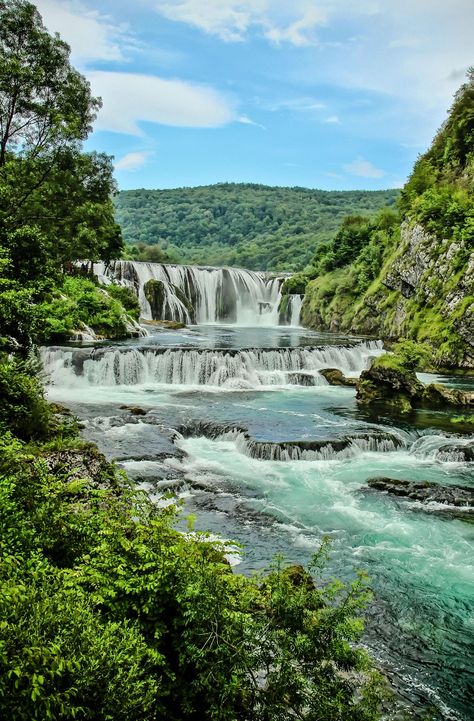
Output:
[
  {"xmin": 238, "ymin": 115, "xmax": 266, "ymax": 129},
  {"xmin": 88, "ymin": 71, "xmax": 236, "ymax": 135},
  {"xmin": 343, "ymin": 156, "xmax": 385, "ymax": 178},
  {"xmin": 324, "ymin": 115, "xmax": 341, "ymax": 124},
  {"xmin": 115, "ymin": 151, "xmax": 154, "ymax": 171},
  {"xmin": 35, "ymin": 0, "xmax": 135, "ymax": 64},
  {"xmin": 153, "ymin": 0, "xmax": 327, "ymax": 46},
  {"xmin": 268, "ymin": 97, "xmax": 326, "ymax": 112}
]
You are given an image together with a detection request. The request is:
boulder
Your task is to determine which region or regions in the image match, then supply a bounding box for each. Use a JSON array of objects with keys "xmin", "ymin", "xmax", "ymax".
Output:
[
  {"xmin": 120, "ymin": 405, "xmax": 148, "ymax": 416},
  {"xmin": 319, "ymin": 368, "xmax": 357, "ymax": 387},
  {"xmin": 356, "ymin": 356, "xmax": 474, "ymax": 414},
  {"xmin": 367, "ymin": 476, "xmax": 474, "ymax": 511},
  {"xmin": 356, "ymin": 361, "xmax": 424, "ymax": 414}
]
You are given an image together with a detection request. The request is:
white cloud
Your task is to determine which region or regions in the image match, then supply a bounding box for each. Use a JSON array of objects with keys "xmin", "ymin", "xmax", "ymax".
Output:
[
  {"xmin": 238, "ymin": 115, "xmax": 266, "ymax": 129},
  {"xmin": 343, "ymin": 157, "xmax": 385, "ymax": 178},
  {"xmin": 324, "ymin": 115, "xmax": 341, "ymax": 124},
  {"xmin": 35, "ymin": 0, "xmax": 133, "ymax": 64},
  {"xmin": 88, "ymin": 71, "xmax": 236, "ymax": 134},
  {"xmin": 115, "ymin": 151, "xmax": 154, "ymax": 171},
  {"xmin": 154, "ymin": 0, "xmax": 328, "ymax": 46}
]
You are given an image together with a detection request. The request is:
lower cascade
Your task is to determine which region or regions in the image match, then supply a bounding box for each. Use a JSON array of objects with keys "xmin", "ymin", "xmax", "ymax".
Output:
[
  {"xmin": 42, "ymin": 340, "xmax": 384, "ymax": 388},
  {"xmin": 96, "ymin": 259, "xmax": 300, "ymax": 326}
]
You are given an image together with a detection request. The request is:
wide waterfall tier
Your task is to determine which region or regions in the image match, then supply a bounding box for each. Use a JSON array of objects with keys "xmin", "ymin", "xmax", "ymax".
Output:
[
  {"xmin": 96, "ymin": 260, "xmax": 292, "ymax": 326},
  {"xmin": 42, "ymin": 340, "xmax": 384, "ymax": 389}
]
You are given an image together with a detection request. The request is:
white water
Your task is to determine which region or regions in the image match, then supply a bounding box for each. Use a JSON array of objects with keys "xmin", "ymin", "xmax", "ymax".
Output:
[
  {"xmin": 41, "ymin": 340, "xmax": 384, "ymax": 390},
  {"xmin": 96, "ymin": 260, "xmax": 296, "ymax": 326}
]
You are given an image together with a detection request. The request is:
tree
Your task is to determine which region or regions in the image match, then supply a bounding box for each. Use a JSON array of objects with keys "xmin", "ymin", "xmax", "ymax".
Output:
[{"xmin": 0, "ymin": 0, "xmax": 100, "ymax": 167}]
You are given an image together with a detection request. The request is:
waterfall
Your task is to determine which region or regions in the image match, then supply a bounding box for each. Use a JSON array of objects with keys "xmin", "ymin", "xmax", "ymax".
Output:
[
  {"xmin": 175, "ymin": 422, "xmax": 404, "ymax": 461},
  {"xmin": 288, "ymin": 295, "xmax": 303, "ymax": 326},
  {"xmin": 41, "ymin": 340, "xmax": 384, "ymax": 389},
  {"xmin": 96, "ymin": 260, "xmax": 287, "ymax": 326}
]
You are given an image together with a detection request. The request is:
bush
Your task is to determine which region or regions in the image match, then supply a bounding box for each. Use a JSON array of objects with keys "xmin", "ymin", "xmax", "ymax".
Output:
[
  {"xmin": 37, "ymin": 276, "xmax": 136, "ymax": 343},
  {"xmin": 0, "ymin": 430, "xmax": 386, "ymax": 721},
  {"xmin": 0, "ymin": 354, "xmax": 52, "ymax": 441}
]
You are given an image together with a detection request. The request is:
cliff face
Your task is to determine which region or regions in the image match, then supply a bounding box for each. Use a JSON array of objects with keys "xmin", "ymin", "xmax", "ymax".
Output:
[
  {"xmin": 301, "ymin": 72, "xmax": 474, "ymax": 369},
  {"xmin": 302, "ymin": 222, "xmax": 474, "ymax": 369}
]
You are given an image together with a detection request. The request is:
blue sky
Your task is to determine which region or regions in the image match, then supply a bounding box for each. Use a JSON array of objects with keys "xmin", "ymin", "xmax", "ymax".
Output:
[{"xmin": 35, "ymin": 0, "xmax": 472, "ymax": 191}]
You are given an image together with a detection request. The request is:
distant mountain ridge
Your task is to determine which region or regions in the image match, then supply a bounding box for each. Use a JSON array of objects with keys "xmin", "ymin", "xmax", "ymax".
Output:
[{"xmin": 114, "ymin": 183, "xmax": 398, "ymax": 272}]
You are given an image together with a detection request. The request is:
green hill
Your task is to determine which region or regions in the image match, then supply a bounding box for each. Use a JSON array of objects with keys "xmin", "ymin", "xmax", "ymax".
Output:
[
  {"xmin": 301, "ymin": 71, "xmax": 474, "ymax": 369},
  {"xmin": 114, "ymin": 184, "xmax": 398, "ymax": 272}
]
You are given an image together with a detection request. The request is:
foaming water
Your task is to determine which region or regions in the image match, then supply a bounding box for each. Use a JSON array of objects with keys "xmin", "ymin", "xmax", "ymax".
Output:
[
  {"xmin": 97, "ymin": 260, "xmax": 289, "ymax": 325},
  {"xmin": 172, "ymin": 435, "xmax": 474, "ymax": 720},
  {"xmin": 41, "ymin": 339, "xmax": 383, "ymax": 390},
  {"xmin": 41, "ymin": 324, "xmax": 474, "ymax": 720}
]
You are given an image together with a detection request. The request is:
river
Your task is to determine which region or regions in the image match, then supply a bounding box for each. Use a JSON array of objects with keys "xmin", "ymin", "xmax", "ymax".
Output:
[{"xmin": 42, "ymin": 263, "xmax": 474, "ymax": 720}]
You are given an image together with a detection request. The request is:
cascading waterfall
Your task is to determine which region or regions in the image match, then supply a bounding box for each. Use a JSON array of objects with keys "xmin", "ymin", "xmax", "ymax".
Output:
[
  {"xmin": 41, "ymin": 340, "xmax": 384, "ymax": 389},
  {"xmin": 175, "ymin": 423, "xmax": 404, "ymax": 461},
  {"xmin": 96, "ymin": 260, "xmax": 291, "ymax": 326}
]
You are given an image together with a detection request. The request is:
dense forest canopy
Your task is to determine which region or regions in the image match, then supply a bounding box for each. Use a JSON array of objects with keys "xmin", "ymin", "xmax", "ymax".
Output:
[{"xmin": 115, "ymin": 184, "xmax": 398, "ymax": 272}]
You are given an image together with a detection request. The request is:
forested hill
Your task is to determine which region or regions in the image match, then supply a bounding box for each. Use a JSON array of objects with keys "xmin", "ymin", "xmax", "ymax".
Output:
[
  {"xmin": 114, "ymin": 184, "xmax": 398, "ymax": 272},
  {"xmin": 301, "ymin": 70, "xmax": 474, "ymax": 369}
]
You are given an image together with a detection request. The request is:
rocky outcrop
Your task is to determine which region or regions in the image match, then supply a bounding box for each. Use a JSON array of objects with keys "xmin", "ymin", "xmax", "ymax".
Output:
[
  {"xmin": 302, "ymin": 222, "xmax": 474, "ymax": 369},
  {"xmin": 319, "ymin": 368, "xmax": 358, "ymax": 387},
  {"xmin": 356, "ymin": 362, "xmax": 425, "ymax": 414},
  {"xmin": 43, "ymin": 446, "xmax": 117, "ymax": 488},
  {"xmin": 356, "ymin": 358, "xmax": 474, "ymax": 413},
  {"xmin": 367, "ymin": 477, "xmax": 474, "ymax": 520},
  {"xmin": 144, "ymin": 279, "xmax": 195, "ymax": 322}
]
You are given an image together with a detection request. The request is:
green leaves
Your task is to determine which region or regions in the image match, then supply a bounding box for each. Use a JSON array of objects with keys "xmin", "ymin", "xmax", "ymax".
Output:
[{"xmin": 0, "ymin": 425, "xmax": 386, "ymax": 720}]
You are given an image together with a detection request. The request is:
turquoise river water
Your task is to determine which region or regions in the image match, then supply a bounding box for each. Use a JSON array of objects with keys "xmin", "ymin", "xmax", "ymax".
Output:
[{"xmin": 42, "ymin": 324, "xmax": 474, "ymax": 720}]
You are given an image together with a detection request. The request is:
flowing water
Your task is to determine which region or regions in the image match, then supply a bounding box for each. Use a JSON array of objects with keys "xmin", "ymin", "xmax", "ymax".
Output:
[
  {"xmin": 96, "ymin": 260, "xmax": 289, "ymax": 325},
  {"xmin": 42, "ymin": 318, "xmax": 474, "ymax": 720}
]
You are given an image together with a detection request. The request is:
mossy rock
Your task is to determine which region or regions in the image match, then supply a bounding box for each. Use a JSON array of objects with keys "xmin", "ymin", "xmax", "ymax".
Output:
[
  {"xmin": 144, "ymin": 279, "xmax": 195, "ymax": 322},
  {"xmin": 319, "ymin": 368, "xmax": 357, "ymax": 387}
]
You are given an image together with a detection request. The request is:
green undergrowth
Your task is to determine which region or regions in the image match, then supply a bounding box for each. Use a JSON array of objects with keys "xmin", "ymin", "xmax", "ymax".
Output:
[
  {"xmin": 35, "ymin": 276, "xmax": 140, "ymax": 343},
  {"xmin": 0, "ymin": 352, "xmax": 388, "ymax": 720}
]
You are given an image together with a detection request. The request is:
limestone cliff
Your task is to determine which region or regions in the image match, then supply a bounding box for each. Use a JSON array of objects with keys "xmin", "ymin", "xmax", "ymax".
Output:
[{"xmin": 301, "ymin": 71, "xmax": 474, "ymax": 369}]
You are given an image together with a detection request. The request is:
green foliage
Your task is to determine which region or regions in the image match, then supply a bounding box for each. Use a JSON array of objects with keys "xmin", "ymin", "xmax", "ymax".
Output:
[
  {"xmin": 399, "ymin": 69, "xmax": 474, "ymax": 244},
  {"xmin": 0, "ymin": 0, "xmax": 100, "ymax": 166},
  {"xmin": 0, "ymin": 2, "xmax": 124, "ymax": 350},
  {"xmin": 115, "ymin": 184, "xmax": 398, "ymax": 272},
  {"xmin": 301, "ymin": 72, "xmax": 474, "ymax": 368},
  {"xmin": 0, "ymin": 353, "xmax": 52, "ymax": 440},
  {"xmin": 390, "ymin": 340, "xmax": 432, "ymax": 371},
  {"xmin": 104, "ymin": 283, "xmax": 140, "ymax": 320},
  {"xmin": 0, "ymin": 425, "xmax": 386, "ymax": 721},
  {"xmin": 36, "ymin": 276, "xmax": 138, "ymax": 343}
]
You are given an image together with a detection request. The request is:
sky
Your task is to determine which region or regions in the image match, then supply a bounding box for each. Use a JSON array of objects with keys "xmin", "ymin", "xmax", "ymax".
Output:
[{"xmin": 35, "ymin": 0, "xmax": 473, "ymax": 192}]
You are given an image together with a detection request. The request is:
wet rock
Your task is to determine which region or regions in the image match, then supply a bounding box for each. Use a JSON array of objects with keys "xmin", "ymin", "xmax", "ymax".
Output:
[
  {"xmin": 176, "ymin": 420, "xmax": 402, "ymax": 460},
  {"xmin": 286, "ymin": 371, "xmax": 319, "ymax": 386},
  {"xmin": 319, "ymin": 368, "xmax": 357, "ymax": 387},
  {"xmin": 144, "ymin": 279, "xmax": 195, "ymax": 322},
  {"xmin": 367, "ymin": 476, "xmax": 474, "ymax": 509},
  {"xmin": 356, "ymin": 357, "xmax": 474, "ymax": 414},
  {"xmin": 436, "ymin": 443, "xmax": 474, "ymax": 462},
  {"xmin": 120, "ymin": 405, "xmax": 148, "ymax": 415}
]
